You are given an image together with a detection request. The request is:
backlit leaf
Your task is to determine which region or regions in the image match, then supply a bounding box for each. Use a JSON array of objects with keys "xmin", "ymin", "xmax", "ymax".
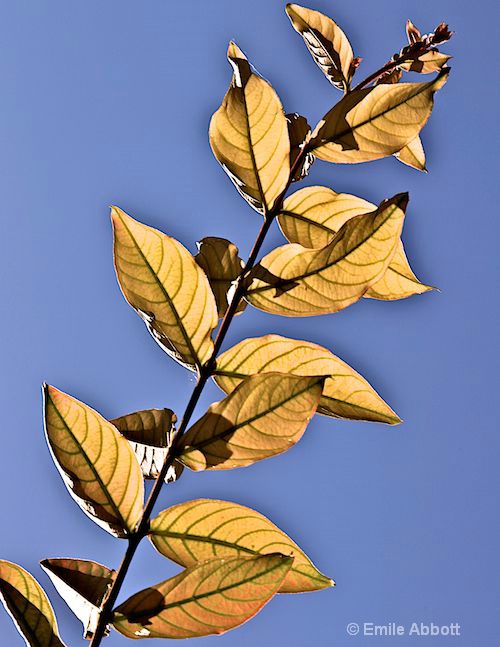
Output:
[
  {"xmin": 40, "ymin": 559, "xmax": 115, "ymax": 640},
  {"xmin": 209, "ymin": 42, "xmax": 290, "ymax": 215},
  {"xmin": 246, "ymin": 194, "xmax": 408, "ymax": 316},
  {"xmin": 310, "ymin": 69, "xmax": 449, "ymax": 163},
  {"xmin": 194, "ymin": 237, "xmax": 246, "ymax": 318},
  {"xmin": 215, "ymin": 334, "xmax": 400, "ymax": 424},
  {"xmin": 0, "ymin": 560, "xmax": 65, "ymax": 647},
  {"xmin": 394, "ymin": 136, "xmax": 427, "ymax": 171},
  {"xmin": 111, "ymin": 408, "xmax": 183, "ymax": 483},
  {"xmin": 178, "ymin": 373, "xmax": 323, "ymax": 470},
  {"xmin": 43, "ymin": 385, "xmax": 144, "ymax": 538},
  {"xmin": 278, "ymin": 185, "xmax": 431, "ymax": 299},
  {"xmin": 286, "ymin": 3, "xmax": 354, "ymax": 92},
  {"xmin": 149, "ymin": 499, "xmax": 333, "ymax": 593},
  {"xmin": 112, "ymin": 207, "xmax": 218, "ymax": 371},
  {"xmin": 112, "ymin": 554, "xmax": 293, "ymax": 639},
  {"xmin": 400, "ymin": 50, "xmax": 451, "ymax": 74}
]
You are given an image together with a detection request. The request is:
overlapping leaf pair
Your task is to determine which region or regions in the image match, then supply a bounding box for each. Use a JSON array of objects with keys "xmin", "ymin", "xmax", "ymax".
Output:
[{"xmin": 1, "ymin": 3, "xmax": 452, "ymax": 644}]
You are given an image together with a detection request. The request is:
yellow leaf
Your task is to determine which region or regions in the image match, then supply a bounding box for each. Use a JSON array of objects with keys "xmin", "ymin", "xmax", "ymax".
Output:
[
  {"xmin": 287, "ymin": 113, "xmax": 314, "ymax": 182},
  {"xmin": 400, "ymin": 51, "xmax": 451, "ymax": 74},
  {"xmin": 278, "ymin": 185, "xmax": 432, "ymax": 300},
  {"xmin": 0, "ymin": 560, "xmax": 66, "ymax": 647},
  {"xmin": 149, "ymin": 499, "xmax": 333, "ymax": 593},
  {"xmin": 194, "ymin": 237, "xmax": 246, "ymax": 318},
  {"xmin": 40, "ymin": 559, "xmax": 115, "ymax": 640},
  {"xmin": 215, "ymin": 334, "xmax": 400, "ymax": 424},
  {"xmin": 209, "ymin": 42, "xmax": 290, "ymax": 215},
  {"xmin": 112, "ymin": 207, "xmax": 218, "ymax": 371},
  {"xmin": 394, "ymin": 136, "xmax": 427, "ymax": 171},
  {"xmin": 286, "ymin": 3, "xmax": 354, "ymax": 92},
  {"xmin": 43, "ymin": 385, "xmax": 144, "ymax": 538},
  {"xmin": 112, "ymin": 554, "xmax": 293, "ymax": 639},
  {"xmin": 111, "ymin": 408, "xmax": 183, "ymax": 483},
  {"xmin": 178, "ymin": 373, "xmax": 323, "ymax": 470},
  {"xmin": 365, "ymin": 240, "xmax": 434, "ymax": 300},
  {"xmin": 310, "ymin": 69, "xmax": 449, "ymax": 163},
  {"xmin": 279, "ymin": 185, "xmax": 374, "ymax": 248},
  {"xmin": 246, "ymin": 194, "xmax": 407, "ymax": 316}
]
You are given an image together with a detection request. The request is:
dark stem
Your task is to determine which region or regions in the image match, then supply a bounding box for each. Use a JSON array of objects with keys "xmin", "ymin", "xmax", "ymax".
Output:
[{"xmin": 89, "ymin": 145, "xmax": 309, "ymax": 646}]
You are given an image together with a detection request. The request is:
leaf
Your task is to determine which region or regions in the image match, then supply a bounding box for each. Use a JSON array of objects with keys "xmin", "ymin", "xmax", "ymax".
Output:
[
  {"xmin": 111, "ymin": 408, "xmax": 184, "ymax": 483},
  {"xmin": 278, "ymin": 184, "xmax": 374, "ymax": 249},
  {"xmin": 246, "ymin": 194, "xmax": 408, "ymax": 316},
  {"xmin": 209, "ymin": 42, "xmax": 290, "ymax": 215},
  {"xmin": 278, "ymin": 185, "xmax": 431, "ymax": 299},
  {"xmin": 286, "ymin": 113, "xmax": 315, "ymax": 182},
  {"xmin": 215, "ymin": 334, "xmax": 400, "ymax": 424},
  {"xmin": 394, "ymin": 136, "xmax": 427, "ymax": 171},
  {"xmin": 310, "ymin": 69, "xmax": 449, "ymax": 163},
  {"xmin": 194, "ymin": 237, "xmax": 246, "ymax": 318},
  {"xmin": 149, "ymin": 499, "xmax": 333, "ymax": 593},
  {"xmin": 364, "ymin": 240, "xmax": 434, "ymax": 300},
  {"xmin": 178, "ymin": 373, "xmax": 323, "ymax": 470},
  {"xmin": 286, "ymin": 3, "xmax": 354, "ymax": 92},
  {"xmin": 40, "ymin": 559, "xmax": 115, "ymax": 640},
  {"xmin": 0, "ymin": 560, "xmax": 65, "ymax": 647},
  {"xmin": 400, "ymin": 50, "xmax": 451, "ymax": 74},
  {"xmin": 112, "ymin": 207, "xmax": 218, "ymax": 371},
  {"xmin": 112, "ymin": 554, "xmax": 293, "ymax": 639},
  {"xmin": 43, "ymin": 385, "xmax": 144, "ymax": 538}
]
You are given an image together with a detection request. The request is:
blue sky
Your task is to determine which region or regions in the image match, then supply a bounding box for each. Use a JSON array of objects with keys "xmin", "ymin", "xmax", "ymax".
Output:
[{"xmin": 0, "ymin": 0, "xmax": 498, "ymax": 645}]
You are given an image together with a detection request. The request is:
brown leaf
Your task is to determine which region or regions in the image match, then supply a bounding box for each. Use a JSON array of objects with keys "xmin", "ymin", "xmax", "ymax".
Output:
[
  {"xmin": 41, "ymin": 559, "xmax": 115, "ymax": 639},
  {"xmin": 194, "ymin": 237, "xmax": 246, "ymax": 318}
]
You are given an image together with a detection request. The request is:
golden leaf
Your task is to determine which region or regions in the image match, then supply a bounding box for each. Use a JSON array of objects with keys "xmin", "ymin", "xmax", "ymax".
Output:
[
  {"xmin": 209, "ymin": 42, "xmax": 290, "ymax": 214},
  {"xmin": 112, "ymin": 554, "xmax": 293, "ymax": 639},
  {"xmin": 43, "ymin": 385, "xmax": 144, "ymax": 538},
  {"xmin": 111, "ymin": 408, "xmax": 183, "ymax": 483},
  {"xmin": 194, "ymin": 237, "xmax": 245, "ymax": 318},
  {"xmin": 178, "ymin": 373, "xmax": 323, "ymax": 470},
  {"xmin": 0, "ymin": 560, "xmax": 66, "ymax": 647},
  {"xmin": 310, "ymin": 69, "xmax": 449, "ymax": 163},
  {"xmin": 149, "ymin": 498, "xmax": 333, "ymax": 593},
  {"xmin": 286, "ymin": 113, "xmax": 314, "ymax": 182},
  {"xmin": 112, "ymin": 207, "xmax": 218, "ymax": 371},
  {"xmin": 394, "ymin": 136, "xmax": 427, "ymax": 171},
  {"xmin": 278, "ymin": 185, "xmax": 432, "ymax": 300},
  {"xmin": 286, "ymin": 3, "xmax": 354, "ymax": 92},
  {"xmin": 215, "ymin": 334, "xmax": 400, "ymax": 424},
  {"xmin": 400, "ymin": 51, "xmax": 451, "ymax": 74},
  {"xmin": 40, "ymin": 559, "xmax": 115, "ymax": 640},
  {"xmin": 246, "ymin": 194, "xmax": 407, "ymax": 316}
]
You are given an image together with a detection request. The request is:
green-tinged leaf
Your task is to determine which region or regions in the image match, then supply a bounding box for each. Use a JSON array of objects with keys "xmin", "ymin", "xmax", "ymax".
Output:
[
  {"xmin": 286, "ymin": 3, "xmax": 354, "ymax": 91},
  {"xmin": 400, "ymin": 50, "xmax": 451, "ymax": 74},
  {"xmin": 178, "ymin": 373, "xmax": 323, "ymax": 470},
  {"xmin": 111, "ymin": 408, "xmax": 183, "ymax": 483},
  {"xmin": 112, "ymin": 554, "xmax": 293, "ymax": 639},
  {"xmin": 0, "ymin": 560, "xmax": 65, "ymax": 647},
  {"xmin": 43, "ymin": 385, "xmax": 144, "ymax": 538},
  {"xmin": 215, "ymin": 334, "xmax": 400, "ymax": 424},
  {"xmin": 310, "ymin": 70, "xmax": 449, "ymax": 163},
  {"xmin": 278, "ymin": 185, "xmax": 431, "ymax": 300},
  {"xmin": 209, "ymin": 42, "xmax": 290, "ymax": 215},
  {"xmin": 41, "ymin": 559, "xmax": 115, "ymax": 640},
  {"xmin": 112, "ymin": 207, "xmax": 218, "ymax": 371},
  {"xmin": 394, "ymin": 136, "xmax": 427, "ymax": 171},
  {"xmin": 149, "ymin": 499, "xmax": 333, "ymax": 593},
  {"xmin": 246, "ymin": 194, "xmax": 408, "ymax": 316},
  {"xmin": 194, "ymin": 237, "xmax": 246, "ymax": 318},
  {"xmin": 287, "ymin": 113, "xmax": 315, "ymax": 182}
]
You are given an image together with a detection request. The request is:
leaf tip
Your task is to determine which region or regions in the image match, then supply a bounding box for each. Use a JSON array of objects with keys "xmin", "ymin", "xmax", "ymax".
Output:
[{"xmin": 227, "ymin": 41, "xmax": 246, "ymax": 62}]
